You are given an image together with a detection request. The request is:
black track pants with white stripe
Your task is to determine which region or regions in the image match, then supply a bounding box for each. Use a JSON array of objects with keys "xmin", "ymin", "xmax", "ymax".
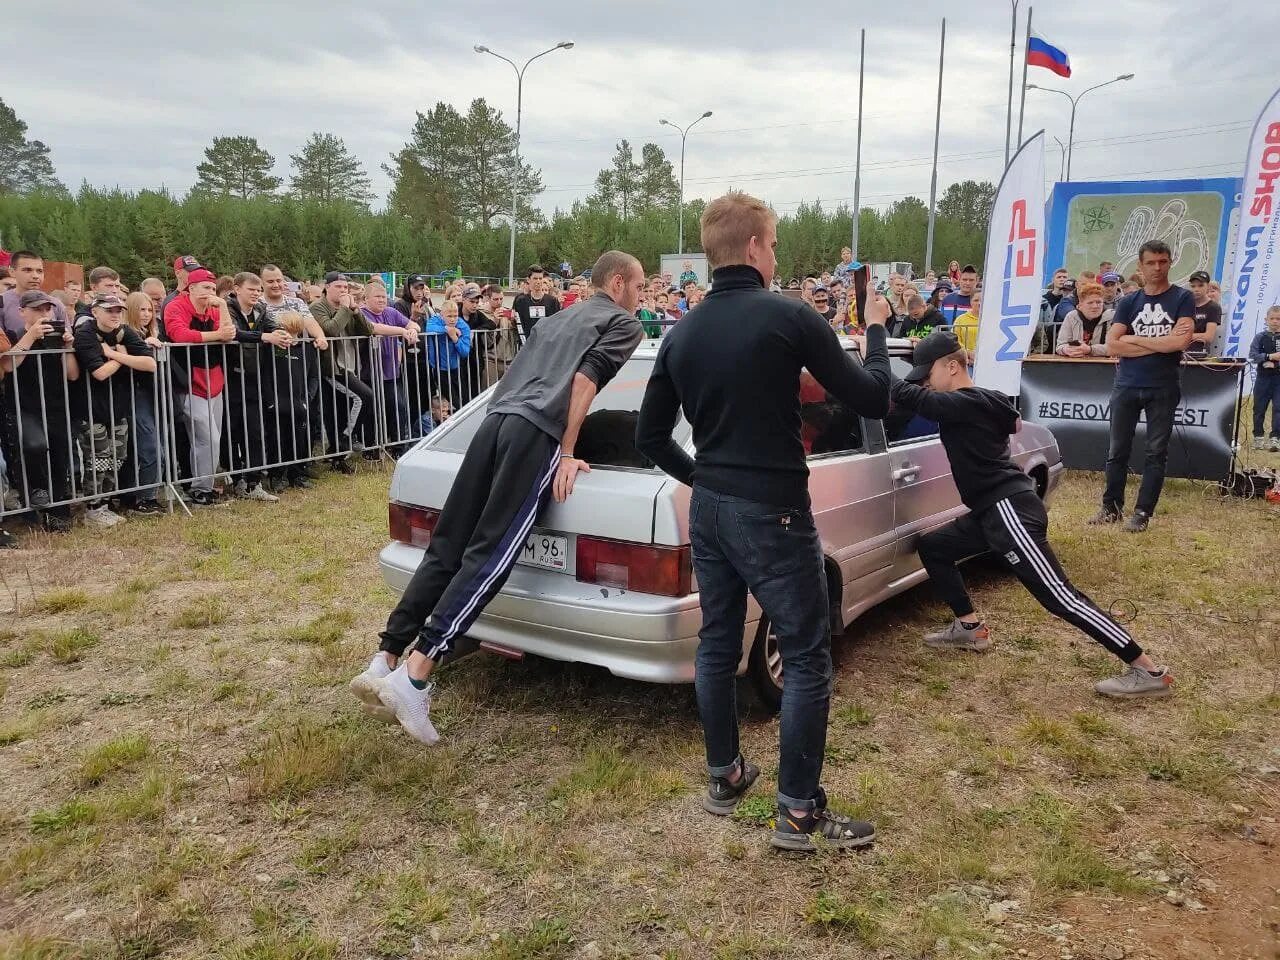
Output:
[
  {"xmin": 379, "ymin": 413, "xmax": 560, "ymax": 661},
  {"xmin": 917, "ymin": 490, "xmax": 1142, "ymax": 663}
]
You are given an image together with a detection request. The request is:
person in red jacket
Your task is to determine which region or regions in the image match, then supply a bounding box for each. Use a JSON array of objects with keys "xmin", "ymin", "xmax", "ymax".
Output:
[{"xmin": 163, "ymin": 268, "xmax": 236, "ymax": 505}]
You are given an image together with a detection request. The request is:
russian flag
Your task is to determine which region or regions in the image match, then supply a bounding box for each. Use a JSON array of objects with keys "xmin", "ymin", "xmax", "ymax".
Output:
[{"xmin": 1026, "ymin": 33, "xmax": 1071, "ymax": 78}]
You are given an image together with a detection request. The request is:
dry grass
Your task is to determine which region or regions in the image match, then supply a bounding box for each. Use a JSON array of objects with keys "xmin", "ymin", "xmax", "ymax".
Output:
[{"xmin": 1, "ymin": 468, "xmax": 1277, "ymax": 959}]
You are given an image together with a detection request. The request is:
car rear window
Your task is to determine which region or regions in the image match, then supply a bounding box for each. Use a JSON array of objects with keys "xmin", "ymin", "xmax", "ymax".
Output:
[{"xmin": 429, "ymin": 357, "xmax": 689, "ymax": 469}]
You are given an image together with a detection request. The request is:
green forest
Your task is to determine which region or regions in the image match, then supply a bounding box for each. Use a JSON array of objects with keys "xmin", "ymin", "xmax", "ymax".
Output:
[{"xmin": 0, "ymin": 95, "xmax": 995, "ymax": 286}]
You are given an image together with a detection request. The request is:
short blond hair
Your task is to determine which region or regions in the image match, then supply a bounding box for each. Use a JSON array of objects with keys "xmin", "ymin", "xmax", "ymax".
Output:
[
  {"xmin": 276, "ymin": 310, "xmax": 306, "ymax": 336},
  {"xmin": 700, "ymin": 191, "xmax": 777, "ymax": 270}
]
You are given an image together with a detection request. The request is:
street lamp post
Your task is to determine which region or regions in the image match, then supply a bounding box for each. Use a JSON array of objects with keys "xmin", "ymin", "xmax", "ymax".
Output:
[
  {"xmin": 659, "ymin": 111, "xmax": 713, "ymax": 255},
  {"xmin": 1052, "ymin": 135, "xmax": 1067, "ymax": 181},
  {"xmin": 1028, "ymin": 73, "xmax": 1134, "ymax": 180},
  {"xmin": 475, "ymin": 41, "xmax": 574, "ymax": 286}
]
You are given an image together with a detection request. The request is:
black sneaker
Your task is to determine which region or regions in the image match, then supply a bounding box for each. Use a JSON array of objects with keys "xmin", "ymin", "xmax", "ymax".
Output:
[
  {"xmin": 1122, "ymin": 509, "xmax": 1150, "ymax": 533},
  {"xmin": 0, "ymin": 528, "xmax": 17, "ymax": 549},
  {"xmin": 770, "ymin": 788, "xmax": 875, "ymax": 852},
  {"xmin": 1087, "ymin": 506, "xmax": 1122, "ymax": 526},
  {"xmin": 289, "ymin": 474, "xmax": 314, "ymax": 490},
  {"xmin": 130, "ymin": 499, "xmax": 164, "ymax": 517},
  {"xmin": 331, "ymin": 458, "xmax": 356, "ymax": 476},
  {"xmin": 361, "ymin": 448, "xmax": 383, "ymax": 462},
  {"xmin": 41, "ymin": 512, "xmax": 72, "ymax": 534},
  {"xmin": 190, "ymin": 490, "xmax": 218, "ymax": 507},
  {"xmin": 703, "ymin": 756, "xmax": 760, "ymax": 816}
]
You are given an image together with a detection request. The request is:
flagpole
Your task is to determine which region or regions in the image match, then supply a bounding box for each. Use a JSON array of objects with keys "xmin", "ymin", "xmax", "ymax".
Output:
[
  {"xmin": 1005, "ymin": 0, "xmax": 1018, "ymax": 167},
  {"xmin": 851, "ymin": 27, "xmax": 865, "ymax": 256},
  {"xmin": 1016, "ymin": 6, "xmax": 1032, "ymax": 146},
  {"xmin": 925, "ymin": 18, "xmax": 945, "ymax": 272}
]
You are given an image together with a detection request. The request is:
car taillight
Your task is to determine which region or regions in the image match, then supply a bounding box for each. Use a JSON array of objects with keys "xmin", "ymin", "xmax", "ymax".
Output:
[
  {"xmin": 576, "ymin": 537, "xmax": 692, "ymax": 597},
  {"xmin": 389, "ymin": 502, "xmax": 440, "ymax": 548}
]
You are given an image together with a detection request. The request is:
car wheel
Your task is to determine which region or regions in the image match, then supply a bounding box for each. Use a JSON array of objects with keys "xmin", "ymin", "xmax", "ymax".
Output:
[{"xmin": 748, "ymin": 616, "xmax": 784, "ymax": 713}]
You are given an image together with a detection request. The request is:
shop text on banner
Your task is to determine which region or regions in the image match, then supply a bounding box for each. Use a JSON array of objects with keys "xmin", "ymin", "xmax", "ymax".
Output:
[
  {"xmin": 973, "ymin": 131, "xmax": 1046, "ymax": 395},
  {"xmin": 1224, "ymin": 85, "xmax": 1280, "ymax": 358}
]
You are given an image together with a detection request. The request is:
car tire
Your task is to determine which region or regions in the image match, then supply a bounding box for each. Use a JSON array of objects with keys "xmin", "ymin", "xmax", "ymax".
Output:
[{"xmin": 748, "ymin": 616, "xmax": 784, "ymax": 713}]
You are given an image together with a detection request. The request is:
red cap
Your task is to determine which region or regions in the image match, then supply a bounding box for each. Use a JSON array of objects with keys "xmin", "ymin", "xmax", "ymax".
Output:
[
  {"xmin": 173, "ymin": 255, "xmax": 201, "ymax": 273},
  {"xmin": 186, "ymin": 268, "xmax": 217, "ymax": 286}
]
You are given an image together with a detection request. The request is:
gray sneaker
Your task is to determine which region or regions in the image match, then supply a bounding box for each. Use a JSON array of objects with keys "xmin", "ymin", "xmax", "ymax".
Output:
[
  {"xmin": 923, "ymin": 618, "xmax": 992, "ymax": 652},
  {"xmin": 1254, "ymin": 437, "xmax": 1267, "ymax": 451},
  {"xmin": 1270, "ymin": 437, "xmax": 1280, "ymax": 452},
  {"xmin": 1095, "ymin": 665, "xmax": 1174, "ymax": 699},
  {"xmin": 1087, "ymin": 506, "xmax": 1122, "ymax": 525},
  {"xmin": 1122, "ymin": 510, "xmax": 1151, "ymax": 534}
]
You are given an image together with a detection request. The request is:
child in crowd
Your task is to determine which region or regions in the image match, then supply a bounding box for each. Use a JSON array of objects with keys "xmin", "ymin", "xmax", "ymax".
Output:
[
  {"xmin": 1248, "ymin": 305, "xmax": 1280, "ymax": 451},
  {"xmin": 890, "ymin": 330, "xmax": 1174, "ymax": 699}
]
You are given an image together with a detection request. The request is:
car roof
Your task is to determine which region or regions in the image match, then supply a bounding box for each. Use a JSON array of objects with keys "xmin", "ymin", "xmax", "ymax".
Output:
[{"xmin": 632, "ymin": 336, "xmax": 917, "ymax": 359}]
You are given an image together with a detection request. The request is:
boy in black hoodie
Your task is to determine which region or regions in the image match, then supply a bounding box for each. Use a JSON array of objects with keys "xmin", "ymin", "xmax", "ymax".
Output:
[{"xmin": 891, "ymin": 331, "xmax": 1174, "ymax": 700}]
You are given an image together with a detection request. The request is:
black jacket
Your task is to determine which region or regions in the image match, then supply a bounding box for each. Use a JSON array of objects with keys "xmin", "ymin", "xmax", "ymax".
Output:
[
  {"xmin": 636, "ymin": 264, "xmax": 892, "ymax": 508},
  {"xmin": 890, "ymin": 380, "xmax": 1034, "ymax": 512},
  {"xmin": 226, "ymin": 296, "xmax": 279, "ymax": 393}
]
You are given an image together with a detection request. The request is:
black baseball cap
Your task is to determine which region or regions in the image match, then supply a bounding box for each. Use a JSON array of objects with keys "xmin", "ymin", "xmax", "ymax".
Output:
[
  {"xmin": 323, "ymin": 271, "xmax": 349, "ymax": 285},
  {"xmin": 1188, "ymin": 270, "xmax": 1211, "ymax": 284},
  {"xmin": 905, "ymin": 330, "xmax": 964, "ymax": 383},
  {"xmin": 407, "ymin": 274, "xmax": 428, "ymax": 287}
]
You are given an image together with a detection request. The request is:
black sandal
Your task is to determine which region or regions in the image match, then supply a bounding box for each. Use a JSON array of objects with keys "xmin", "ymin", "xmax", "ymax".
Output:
[
  {"xmin": 703, "ymin": 755, "xmax": 760, "ymax": 815},
  {"xmin": 771, "ymin": 787, "xmax": 875, "ymax": 851}
]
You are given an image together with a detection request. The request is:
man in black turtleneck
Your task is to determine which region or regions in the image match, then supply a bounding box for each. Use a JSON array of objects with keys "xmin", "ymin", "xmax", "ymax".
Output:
[{"xmin": 636, "ymin": 190, "xmax": 892, "ymax": 854}]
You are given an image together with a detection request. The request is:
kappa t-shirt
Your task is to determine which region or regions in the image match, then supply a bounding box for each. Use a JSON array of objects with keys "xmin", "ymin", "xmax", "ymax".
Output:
[{"xmin": 1111, "ymin": 285, "xmax": 1195, "ymax": 389}]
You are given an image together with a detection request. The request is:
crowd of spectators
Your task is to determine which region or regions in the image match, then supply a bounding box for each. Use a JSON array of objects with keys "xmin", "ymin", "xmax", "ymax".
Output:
[
  {"xmin": 0, "ymin": 240, "xmax": 1239, "ymax": 549},
  {"xmin": 0, "ymin": 250, "xmax": 540, "ymax": 546}
]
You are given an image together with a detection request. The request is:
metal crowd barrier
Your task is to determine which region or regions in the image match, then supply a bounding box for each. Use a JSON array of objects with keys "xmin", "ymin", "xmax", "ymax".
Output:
[{"xmin": 0, "ymin": 329, "xmax": 510, "ymax": 523}]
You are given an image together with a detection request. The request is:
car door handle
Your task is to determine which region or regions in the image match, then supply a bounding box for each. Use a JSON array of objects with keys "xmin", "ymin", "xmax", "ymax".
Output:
[{"xmin": 892, "ymin": 465, "xmax": 920, "ymax": 483}]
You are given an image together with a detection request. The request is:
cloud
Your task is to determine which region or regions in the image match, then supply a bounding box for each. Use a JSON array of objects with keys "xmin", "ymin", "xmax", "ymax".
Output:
[{"xmin": 3, "ymin": 0, "xmax": 1276, "ymax": 215}]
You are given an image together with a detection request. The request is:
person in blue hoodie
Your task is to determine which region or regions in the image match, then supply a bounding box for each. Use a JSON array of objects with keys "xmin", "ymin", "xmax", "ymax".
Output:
[
  {"xmin": 424, "ymin": 297, "xmax": 471, "ymax": 410},
  {"xmin": 1249, "ymin": 305, "xmax": 1280, "ymax": 451}
]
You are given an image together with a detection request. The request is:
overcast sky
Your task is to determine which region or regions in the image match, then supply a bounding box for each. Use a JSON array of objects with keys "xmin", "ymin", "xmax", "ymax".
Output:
[{"xmin": 5, "ymin": 0, "xmax": 1278, "ymax": 216}]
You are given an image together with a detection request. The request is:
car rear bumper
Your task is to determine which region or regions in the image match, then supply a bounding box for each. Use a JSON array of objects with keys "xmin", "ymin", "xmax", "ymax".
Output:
[{"xmin": 379, "ymin": 542, "xmax": 751, "ymax": 684}]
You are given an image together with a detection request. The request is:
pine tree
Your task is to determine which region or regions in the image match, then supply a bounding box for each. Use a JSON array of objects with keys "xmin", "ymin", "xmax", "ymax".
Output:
[
  {"xmin": 0, "ymin": 97, "xmax": 64, "ymax": 194},
  {"xmin": 636, "ymin": 143, "xmax": 679, "ymax": 211},
  {"xmin": 385, "ymin": 104, "xmax": 464, "ymax": 230},
  {"xmin": 591, "ymin": 141, "xmax": 641, "ymax": 222},
  {"xmin": 289, "ymin": 133, "xmax": 373, "ymax": 206},
  {"xmin": 194, "ymin": 136, "xmax": 281, "ymax": 199}
]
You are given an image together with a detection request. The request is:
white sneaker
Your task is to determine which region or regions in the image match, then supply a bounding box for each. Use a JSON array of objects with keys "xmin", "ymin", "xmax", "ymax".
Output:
[
  {"xmin": 372, "ymin": 664, "xmax": 439, "ymax": 745},
  {"xmin": 349, "ymin": 653, "xmax": 395, "ymax": 723},
  {"xmin": 243, "ymin": 483, "xmax": 279, "ymax": 503},
  {"xmin": 84, "ymin": 504, "xmax": 125, "ymax": 528}
]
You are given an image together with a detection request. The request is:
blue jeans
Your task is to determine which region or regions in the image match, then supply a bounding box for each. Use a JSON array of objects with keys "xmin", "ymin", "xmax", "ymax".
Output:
[
  {"xmin": 689, "ymin": 486, "xmax": 831, "ymax": 811},
  {"xmin": 1103, "ymin": 384, "xmax": 1180, "ymax": 516},
  {"xmin": 133, "ymin": 401, "xmax": 160, "ymax": 501}
]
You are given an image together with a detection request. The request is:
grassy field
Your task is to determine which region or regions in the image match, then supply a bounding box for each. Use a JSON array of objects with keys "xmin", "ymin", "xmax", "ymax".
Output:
[{"xmin": 0, "ymin": 464, "xmax": 1277, "ymax": 960}]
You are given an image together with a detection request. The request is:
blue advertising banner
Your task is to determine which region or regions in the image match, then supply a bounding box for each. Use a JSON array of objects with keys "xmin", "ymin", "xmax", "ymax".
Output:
[{"xmin": 1043, "ymin": 178, "xmax": 1242, "ymax": 286}]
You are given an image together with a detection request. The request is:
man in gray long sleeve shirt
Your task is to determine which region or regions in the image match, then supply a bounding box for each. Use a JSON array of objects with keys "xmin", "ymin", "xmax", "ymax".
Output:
[{"xmin": 353, "ymin": 251, "xmax": 645, "ymax": 745}]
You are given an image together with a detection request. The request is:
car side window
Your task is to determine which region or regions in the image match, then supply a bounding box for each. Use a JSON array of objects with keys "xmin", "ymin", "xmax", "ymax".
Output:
[
  {"xmin": 800, "ymin": 368, "xmax": 866, "ymax": 459},
  {"xmin": 883, "ymin": 357, "xmax": 939, "ymax": 445}
]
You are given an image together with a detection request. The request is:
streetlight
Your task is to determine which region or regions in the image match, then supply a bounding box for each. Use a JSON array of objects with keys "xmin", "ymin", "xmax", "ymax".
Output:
[
  {"xmin": 1028, "ymin": 73, "xmax": 1134, "ymax": 181},
  {"xmin": 659, "ymin": 110, "xmax": 712, "ymax": 255},
  {"xmin": 1052, "ymin": 136, "xmax": 1067, "ymax": 182},
  {"xmin": 475, "ymin": 41, "xmax": 574, "ymax": 286}
]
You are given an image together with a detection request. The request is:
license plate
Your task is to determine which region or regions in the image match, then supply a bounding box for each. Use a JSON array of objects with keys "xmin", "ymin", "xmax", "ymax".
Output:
[{"xmin": 518, "ymin": 533, "xmax": 568, "ymax": 571}]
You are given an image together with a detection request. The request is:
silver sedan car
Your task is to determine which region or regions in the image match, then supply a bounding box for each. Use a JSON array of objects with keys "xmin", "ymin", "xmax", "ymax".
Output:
[{"xmin": 381, "ymin": 339, "xmax": 1064, "ymax": 707}]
